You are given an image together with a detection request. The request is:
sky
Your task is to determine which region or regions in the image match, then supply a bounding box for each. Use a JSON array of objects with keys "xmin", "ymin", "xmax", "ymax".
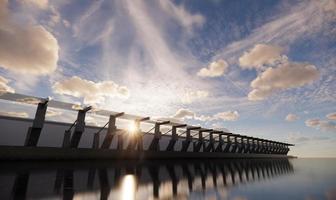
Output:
[{"xmin": 0, "ymin": 0, "xmax": 335, "ymax": 157}]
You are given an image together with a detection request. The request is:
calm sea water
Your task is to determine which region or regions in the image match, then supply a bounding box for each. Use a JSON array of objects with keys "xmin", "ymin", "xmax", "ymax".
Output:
[{"xmin": 0, "ymin": 158, "xmax": 335, "ymax": 200}]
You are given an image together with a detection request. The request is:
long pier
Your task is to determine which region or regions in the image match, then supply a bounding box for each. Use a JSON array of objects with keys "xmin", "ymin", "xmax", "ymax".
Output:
[{"xmin": 0, "ymin": 92, "xmax": 294, "ymax": 160}]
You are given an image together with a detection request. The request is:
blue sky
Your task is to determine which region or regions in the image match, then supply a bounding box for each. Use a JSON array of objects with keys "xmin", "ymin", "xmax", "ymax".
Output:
[{"xmin": 0, "ymin": 0, "xmax": 335, "ymax": 157}]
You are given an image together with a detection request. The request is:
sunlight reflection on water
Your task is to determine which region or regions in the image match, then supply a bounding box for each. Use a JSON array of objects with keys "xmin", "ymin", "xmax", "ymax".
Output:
[{"xmin": 0, "ymin": 159, "xmax": 335, "ymax": 200}]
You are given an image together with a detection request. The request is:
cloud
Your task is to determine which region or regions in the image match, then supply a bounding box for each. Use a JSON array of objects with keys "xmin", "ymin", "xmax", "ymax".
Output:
[
  {"xmin": 326, "ymin": 112, "xmax": 336, "ymax": 120},
  {"xmin": 21, "ymin": 0, "xmax": 48, "ymax": 10},
  {"xmin": 52, "ymin": 76, "xmax": 130, "ymax": 105},
  {"xmin": 0, "ymin": 111, "xmax": 29, "ymax": 118},
  {"xmin": 172, "ymin": 108, "xmax": 195, "ymax": 119},
  {"xmin": 286, "ymin": 113, "xmax": 299, "ymax": 122},
  {"xmin": 158, "ymin": 0, "xmax": 205, "ymax": 33},
  {"xmin": 0, "ymin": 75, "xmax": 14, "ymax": 94},
  {"xmin": 172, "ymin": 108, "xmax": 239, "ymax": 122},
  {"xmin": 197, "ymin": 59, "xmax": 228, "ymax": 77},
  {"xmin": 305, "ymin": 119, "xmax": 336, "ymax": 132},
  {"xmin": 239, "ymin": 44, "xmax": 283, "ymax": 69},
  {"xmin": 0, "ymin": 0, "xmax": 59, "ymax": 75},
  {"xmin": 181, "ymin": 90, "xmax": 209, "ymax": 104},
  {"xmin": 248, "ymin": 61, "xmax": 319, "ymax": 101},
  {"xmin": 288, "ymin": 132, "xmax": 330, "ymax": 144},
  {"xmin": 16, "ymin": 97, "xmax": 40, "ymax": 105},
  {"xmin": 46, "ymin": 108, "xmax": 62, "ymax": 117},
  {"xmin": 305, "ymin": 119, "xmax": 321, "ymax": 127},
  {"xmin": 213, "ymin": 111, "xmax": 239, "ymax": 121}
]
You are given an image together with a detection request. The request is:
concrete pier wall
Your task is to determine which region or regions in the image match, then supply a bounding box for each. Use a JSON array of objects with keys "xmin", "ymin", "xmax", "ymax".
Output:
[{"xmin": 0, "ymin": 116, "xmax": 188, "ymax": 151}]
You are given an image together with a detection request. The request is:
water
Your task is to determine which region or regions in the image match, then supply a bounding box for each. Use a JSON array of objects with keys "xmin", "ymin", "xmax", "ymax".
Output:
[{"xmin": 0, "ymin": 158, "xmax": 335, "ymax": 200}]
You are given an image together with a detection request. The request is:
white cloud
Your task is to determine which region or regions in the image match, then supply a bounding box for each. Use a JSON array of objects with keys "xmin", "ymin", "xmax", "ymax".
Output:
[
  {"xmin": 21, "ymin": 0, "xmax": 48, "ymax": 9},
  {"xmin": 239, "ymin": 44, "xmax": 283, "ymax": 69},
  {"xmin": 0, "ymin": 0, "xmax": 59, "ymax": 75},
  {"xmin": 305, "ymin": 119, "xmax": 321, "ymax": 127},
  {"xmin": 172, "ymin": 108, "xmax": 239, "ymax": 122},
  {"xmin": 286, "ymin": 113, "xmax": 299, "ymax": 122},
  {"xmin": 46, "ymin": 108, "xmax": 62, "ymax": 117},
  {"xmin": 172, "ymin": 108, "xmax": 195, "ymax": 120},
  {"xmin": 158, "ymin": 0, "xmax": 204, "ymax": 33},
  {"xmin": 213, "ymin": 111, "xmax": 239, "ymax": 121},
  {"xmin": 0, "ymin": 111, "xmax": 29, "ymax": 118},
  {"xmin": 48, "ymin": 5, "xmax": 61, "ymax": 27},
  {"xmin": 197, "ymin": 59, "xmax": 228, "ymax": 77},
  {"xmin": 181, "ymin": 90, "xmax": 209, "ymax": 104},
  {"xmin": 52, "ymin": 76, "xmax": 130, "ymax": 105},
  {"xmin": 326, "ymin": 112, "xmax": 336, "ymax": 120},
  {"xmin": 248, "ymin": 61, "xmax": 319, "ymax": 101},
  {"xmin": 305, "ymin": 118, "xmax": 336, "ymax": 132},
  {"xmin": 0, "ymin": 75, "xmax": 14, "ymax": 94}
]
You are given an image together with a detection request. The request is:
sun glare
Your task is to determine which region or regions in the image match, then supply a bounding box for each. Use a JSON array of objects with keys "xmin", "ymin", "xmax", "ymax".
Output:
[
  {"xmin": 128, "ymin": 122, "xmax": 137, "ymax": 134},
  {"xmin": 120, "ymin": 175, "xmax": 137, "ymax": 200}
]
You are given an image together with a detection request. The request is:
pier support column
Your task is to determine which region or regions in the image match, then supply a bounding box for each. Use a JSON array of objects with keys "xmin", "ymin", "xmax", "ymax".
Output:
[
  {"xmin": 261, "ymin": 140, "xmax": 267, "ymax": 154},
  {"xmin": 223, "ymin": 134, "xmax": 232, "ymax": 153},
  {"xmin": 166, "ymin": 124, "xmax": 186, "ymax": 151},
  {"xmin": 231, "ymin": 135, "xmax": 239, "ymax": 153},
  {"xmin": 243, "ymin": 138, "xmax": 250, "ymax": 153},
  {"xmin": 214, "ymin": 132, "xmax": 224, "ymax": 152},
  {"xmin": 70, "ymin": 106, "xmax": 92, "ymax": 148},
  {"xmin": 237, "ymin": 136, "xmax": 245, "ymax": 153},
  {"xmin": 254, "ymin": 139, "xmax": 261, "ymax": 153},
  {"xmin": 194, "ymin": 129, "xmax": 212, "ymax": 152},
  {"xmin": 204, "ymin": 131, "xmax": 217, "ymax": 152},
  {"xmin": 181, "ymin": 127, "xmax": 200, "ymax": 152},
  {"xmin": 100, "ymin": 112, "xmax": 124, "ymax": 149},
  {"xmin": 127, "ymin": 117, "xmax": 149, "ymax": 151},
  {"xmin": 24, "ymin": 99, "xmax": 48, "ymax": 146},
  {"xmin": 148, "ymin": 121, "xmax": 170, "ymax": 151}
]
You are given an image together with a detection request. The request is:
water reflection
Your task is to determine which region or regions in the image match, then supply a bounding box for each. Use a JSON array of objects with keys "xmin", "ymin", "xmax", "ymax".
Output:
[{"xmin": 0, "ymin": 159, "xmax": 293, "ymax": 200}]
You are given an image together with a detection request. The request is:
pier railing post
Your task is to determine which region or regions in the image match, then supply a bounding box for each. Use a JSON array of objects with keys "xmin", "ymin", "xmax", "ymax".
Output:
[
  {"xmin": 148, "ymin": 121, "xmax": 170, "ymax": 151},
  {"xmin": 204, "ymin": 131, "xmax": 214, "ymax": 152},
  {"xmin": 181, "ymin": 127, "xmax": 200, "ymax": 152},
  {"xmin": 231, "ymin": 135, "xmax": 238, "ymax": 153},
  {"xmin": 214, "ymin": 132, "xmax": 224, "ymax": 152},
  {"xmin": 223, "ymin": 134, "xmax": 233, "ymax": 153},
  {"xmin": 100, "ymin": 112, "xmax": 124, "ymax": 149},
  {"xmin": 166, "ymin": 124, "xmax": 186, "ymax": 151},
  {"xmin": 69, "ymin": 106, "xmax": 92, "ymax": 148},
  {"xmin": 194, "ymin": 129, "xmax": 212, "ymax": 152},
  {"xmin": 127, "ymin": 117, "xmax": 149, "ymax": 151},
  {"xmin": 24, "ymin": 98, "xmax": 48, "ymax": 146}
]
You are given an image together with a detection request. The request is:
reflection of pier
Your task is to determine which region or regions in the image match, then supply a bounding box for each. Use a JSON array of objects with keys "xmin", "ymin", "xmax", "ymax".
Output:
[
  {"xmin": 1, "ymin": 159, "xmax": 294, "ymax": 199},
  {"xmin": 0, "ymin": 93, "xmax": 294, "ymax": 160}
]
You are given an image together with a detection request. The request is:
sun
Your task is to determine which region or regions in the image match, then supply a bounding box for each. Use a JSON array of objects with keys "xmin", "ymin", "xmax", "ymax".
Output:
[{"xmin": 128, "ymin": 121, "xmax": 137, "ymax": 134}]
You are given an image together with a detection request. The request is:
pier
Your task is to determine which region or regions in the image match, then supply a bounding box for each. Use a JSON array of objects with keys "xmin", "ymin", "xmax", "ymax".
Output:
[{"xmin": 0, "ymin": 92, "xmax": 294, "ymax": 160}]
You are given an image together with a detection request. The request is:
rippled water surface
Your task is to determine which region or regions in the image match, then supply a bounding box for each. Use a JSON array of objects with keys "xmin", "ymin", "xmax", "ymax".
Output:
[{"xmin": 0, "ymin": 158, "xmax": 335, "ymax": 200}]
